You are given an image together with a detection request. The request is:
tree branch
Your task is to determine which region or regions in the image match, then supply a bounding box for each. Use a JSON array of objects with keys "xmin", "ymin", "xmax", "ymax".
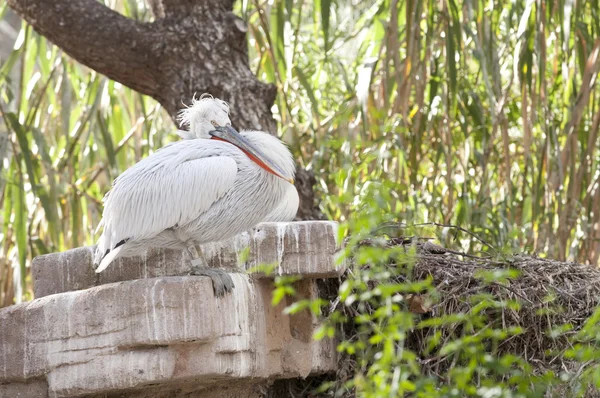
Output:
[
  {"xmin": 8, "ymin": 0, "xmax": 161, "ymax": 97},
  {"xmin": 8, "ymin": 0, "xmax": 322, "ymax": 219},
  {"xmin": 8, "ymin": 0, "xmax": 277, "ymax": 131}
]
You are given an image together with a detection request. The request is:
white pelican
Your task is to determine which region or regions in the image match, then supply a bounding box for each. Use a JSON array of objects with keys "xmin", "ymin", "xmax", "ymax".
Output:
[
  {"xmin": 93, "ymin": 95, "xmax": 296, "ymax": 296},
  {"xmin": 176, "ymin": 103, "xmax": 300, "ymax": 222}
]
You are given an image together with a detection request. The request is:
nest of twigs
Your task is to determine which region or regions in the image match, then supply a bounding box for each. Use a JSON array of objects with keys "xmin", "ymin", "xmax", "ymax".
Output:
[
  {"xmin": 408, "ymin": 241, "xmax": 600, "ymax": 375},
  {"xmin": 268, "ymin": 233, "xmax": 600, "ymax": 397}
]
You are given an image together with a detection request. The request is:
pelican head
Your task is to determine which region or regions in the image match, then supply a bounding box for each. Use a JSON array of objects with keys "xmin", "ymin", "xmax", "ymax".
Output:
[{"xmin": 177, "ymin": 94, "xmax": 232, "ymax": 139}]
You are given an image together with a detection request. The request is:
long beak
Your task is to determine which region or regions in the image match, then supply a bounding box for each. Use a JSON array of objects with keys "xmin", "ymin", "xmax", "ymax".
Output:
[{"xmin": 210, "ymin": 125, "xmax": 294, "ymax": 184}]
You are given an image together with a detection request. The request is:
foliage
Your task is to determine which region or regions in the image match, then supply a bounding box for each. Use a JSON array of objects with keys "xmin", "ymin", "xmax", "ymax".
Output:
[
  {"xmin": 278, "ymin": 186, "xmax": 600, "ymax": 397},
  {"xmin": 244, "ymin": 0, "xmax": 600, "ymax": 264},
  {"xmin": 244, "ymin": 1, "xmax": 600, "ymax": 393}
]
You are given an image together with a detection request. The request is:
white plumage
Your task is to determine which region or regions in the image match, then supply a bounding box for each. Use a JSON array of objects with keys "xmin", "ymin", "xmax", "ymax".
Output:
[
  {"xmin": 176, "ymin": 97, "xmax": 299, "ymax": 222},
  {"xmin": 263, "ymin": 184, "xmax": 299, "ymax": 222},
  {"xmin": 94, "ymin": 96, "xmax": 296, "ymax": 279}
]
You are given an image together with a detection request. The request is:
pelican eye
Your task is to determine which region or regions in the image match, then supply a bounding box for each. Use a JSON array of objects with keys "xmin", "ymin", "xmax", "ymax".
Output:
[{"xmin": 211, "ymin": 120, "xmax": 219, "ymax": 127}]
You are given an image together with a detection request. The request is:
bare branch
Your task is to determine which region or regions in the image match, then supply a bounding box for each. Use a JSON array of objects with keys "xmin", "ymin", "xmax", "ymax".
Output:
[{"xmin": 157, "ymin": 0, "xmax": 237, "ymax": 17}]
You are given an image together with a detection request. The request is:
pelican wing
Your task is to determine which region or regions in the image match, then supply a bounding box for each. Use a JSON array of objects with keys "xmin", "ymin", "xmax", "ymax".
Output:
[{"xmin": 96, "ymin": 145, "xmax": 238, "ymax": 262}]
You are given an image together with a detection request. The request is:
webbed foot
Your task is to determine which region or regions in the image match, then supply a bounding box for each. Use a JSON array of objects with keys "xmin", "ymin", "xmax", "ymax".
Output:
[{"xmin": 189, "ymin": 262, "xmax": 235, "ymax": 297}]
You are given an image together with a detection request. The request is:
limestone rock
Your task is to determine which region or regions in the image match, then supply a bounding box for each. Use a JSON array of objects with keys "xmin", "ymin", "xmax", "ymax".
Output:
[
  {"xmin": 0, "ymin": 221, "xmax": 342, "ymax": 397},
  {"xmin": 33, "ymin": 221, "xmax": 343, "ymax": 298},
  {"xmin": 0, "ymin": 276, "xmax": 337, "ymax": 397}
]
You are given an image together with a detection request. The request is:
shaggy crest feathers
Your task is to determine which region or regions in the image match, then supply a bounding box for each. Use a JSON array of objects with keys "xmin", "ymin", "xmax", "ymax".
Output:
[
  {"xmin": 177, "ymin": 93, "xmax": 231, "ymax": 140},
  {"xmin": 177, "ymin": 93, "xmax": 230, "ymax": 127}
]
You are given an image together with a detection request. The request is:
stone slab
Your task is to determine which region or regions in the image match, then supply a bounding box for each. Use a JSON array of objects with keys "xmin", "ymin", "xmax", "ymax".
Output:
[
  {"xmin": 33, "ymin": 221, "xmax": 343, "ymax": 299},
  {"xmin": 0, "ymin": 275, "xmax": 336, "ymax": 397},
  {"xmin": 0, "ymin": 379, "xmax": 48, "ymax": 398}
]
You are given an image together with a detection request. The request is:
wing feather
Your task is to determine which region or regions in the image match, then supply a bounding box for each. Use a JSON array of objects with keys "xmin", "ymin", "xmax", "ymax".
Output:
[{"xmin": 97, "ymin": 144, "xmax": 238, "ymax": 256}]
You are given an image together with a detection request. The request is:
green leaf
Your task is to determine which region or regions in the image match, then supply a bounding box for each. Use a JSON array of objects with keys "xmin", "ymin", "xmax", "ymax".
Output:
[
  {"xmin": 295, "ymin": 66, "xmax": 319, "ymax": 118},
  {"xmin": 446, "ymin": 0, "xmax": 459, "ymax": 116},
  {"xmin": 13, "ymin": 168, "xmax": 27, "ymax": 293},
  {"xmin": 320, "ymin": 0, "xmax": 331, "ymax": 52},
  {"xmin": 6, "ymin": 113, "xmax": 36, "ymax": 188}
]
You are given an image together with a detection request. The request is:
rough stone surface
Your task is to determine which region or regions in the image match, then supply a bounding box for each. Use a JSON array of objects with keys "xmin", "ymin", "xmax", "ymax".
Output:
[
  {"xmin": 0, "ymin": 276, "xmax": 336, "ymax": 397},
  {"xmin": 1, "ymin": 221, "xmax": 341, "ymax": 397},
  {"xmin": 85, "ymin": 382, "xmax": 266, "ymax": 398},
  {"xmin": 0, "ymin": 379, "xmax": 48, "ymax": 397},
  {"xmin": 33, "ymin": 221, "xmax": 342, "ymax": 299}
]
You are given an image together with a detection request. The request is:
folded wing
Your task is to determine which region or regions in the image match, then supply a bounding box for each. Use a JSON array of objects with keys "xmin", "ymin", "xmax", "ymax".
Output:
[{"xmin": 94, "ymin": 149, "xmax": 237, "ymax": 270}]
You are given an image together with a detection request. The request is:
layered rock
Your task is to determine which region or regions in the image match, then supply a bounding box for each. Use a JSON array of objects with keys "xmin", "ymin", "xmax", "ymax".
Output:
[{"xmin": 0, "ymin": 221, "xmax": 343, "ymax": 397}]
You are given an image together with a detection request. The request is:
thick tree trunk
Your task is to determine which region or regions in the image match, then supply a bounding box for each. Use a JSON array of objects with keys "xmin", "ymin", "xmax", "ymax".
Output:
[{"xmin": 7, "ymin": 0, "xmax": 322, "ymax": 220}]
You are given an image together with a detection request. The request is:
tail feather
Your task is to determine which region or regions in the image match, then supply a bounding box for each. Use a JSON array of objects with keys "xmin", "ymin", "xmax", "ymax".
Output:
[{"xmin": 95, "ymin": 246, "xmax": 123, "ymax": 273}]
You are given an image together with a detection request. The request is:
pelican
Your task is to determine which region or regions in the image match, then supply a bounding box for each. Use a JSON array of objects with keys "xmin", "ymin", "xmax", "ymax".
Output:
[
  {"xmin": 176, "ymin": 107, "xmax": 300, "ymax": 222},
  {"xmin": 93, "ymin": 95, "xmax": 296, "ymax": 296}
]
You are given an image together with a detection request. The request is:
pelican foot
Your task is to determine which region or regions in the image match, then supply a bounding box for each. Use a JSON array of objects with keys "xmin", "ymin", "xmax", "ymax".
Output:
[{"xmin": 189, "ymin": 265, "xmax": 235, "ymax": 297}]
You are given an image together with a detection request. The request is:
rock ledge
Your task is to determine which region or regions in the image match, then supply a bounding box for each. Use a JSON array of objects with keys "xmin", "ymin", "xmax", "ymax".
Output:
[{"xmin": 0, "ymin": 221, "xmax": 343, "ymax": 397}]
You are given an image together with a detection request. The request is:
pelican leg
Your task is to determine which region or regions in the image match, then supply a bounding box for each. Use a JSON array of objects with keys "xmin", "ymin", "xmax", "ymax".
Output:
[{"xmin": 186, "ymin": 246, "xmax": 235, "ymax": 297}]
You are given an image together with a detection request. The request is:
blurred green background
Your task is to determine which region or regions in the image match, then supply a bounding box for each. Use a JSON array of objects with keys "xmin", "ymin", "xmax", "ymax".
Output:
[{"xmin": 1, "ymin": 0, "xmax": 599, "ymax": 306}]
